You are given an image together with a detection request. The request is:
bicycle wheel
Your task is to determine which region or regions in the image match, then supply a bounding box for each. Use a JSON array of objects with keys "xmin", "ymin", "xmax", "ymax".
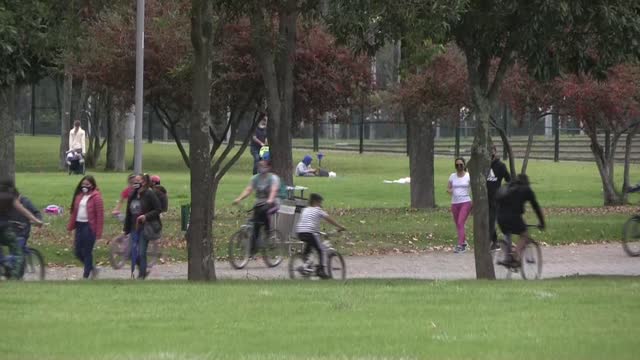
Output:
[
  {"xmin": 262, "ymin": 229, "xmax": 285, "ymax": 268},
  {"xmin": 288, "ymin": 253, "xmax": 310, "ymax": 279},
  {"xmin": 491, "ymin": 240, "xmax": 512, "ymax": 280},
  {"xmin": 327, "ymin": 252, "xmax": 346, "ymax": 280},
  {"xmin": 20, "ymin": 248, "xmax": 45, "ymax": 281},
  {"xmin": 109, "ymin": 234, "xmax": 130, "ymax": 270},
  {"xmin": 147, "ymin": 239, "xmax": 162, "ymax": 268},
  {"xmin": 520, "ymin": 241, "xmax": 542, "ymax": 280},
  {"xmin": 228, "ymin": 228, "xmax": 251, "ymax": 269},
  {"xmin": 622, "ymin": 216, "xmax": 640, "ymax": 257}
]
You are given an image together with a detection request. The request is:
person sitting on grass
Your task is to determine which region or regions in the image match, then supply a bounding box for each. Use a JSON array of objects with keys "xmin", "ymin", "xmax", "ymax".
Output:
[
  {"xmin": 296, "ymin": 155, "xmax": 317, "ymax": 177},
  {"xmin": 496, "ymin": 174, "xmax": 545, "ymax": 266},
  {"xmin": 295, "ymin": 193, "xmax": 346, "ymax": 278}
]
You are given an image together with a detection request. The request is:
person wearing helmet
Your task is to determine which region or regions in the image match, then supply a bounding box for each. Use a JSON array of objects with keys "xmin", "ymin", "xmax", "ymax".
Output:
[
  {"xmin": 295, "ymin": 155, "xmax": 317, "ymax": 177},
  {"xmin": 495, "ymin": 174, "xmax": 545, "ymax": 266}
]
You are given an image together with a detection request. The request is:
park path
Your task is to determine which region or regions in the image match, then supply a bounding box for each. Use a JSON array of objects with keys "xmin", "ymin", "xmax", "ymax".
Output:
[{"xmin": 43, "ymin": 243, "xmax": 639, "ymax": 281}]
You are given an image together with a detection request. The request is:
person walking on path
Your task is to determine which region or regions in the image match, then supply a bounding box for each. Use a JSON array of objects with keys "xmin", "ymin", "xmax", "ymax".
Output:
[
  {"xmin": 487, "ymin": 145, "xmax": 511, "ymax": 250},
  {"xmin": 124, "ymin": 174, "xmax": 162, "ymax": 279},
  {"xmin": 447, "ymin": 157, "xmax": 472, "ymax": 253},
  {"xmin": 250, "ymin": 115, "xmax": 268, "ymax": 175},
  {"xmin": 67, "ymin": 175, "xmax": 104, "ymax": 279}
]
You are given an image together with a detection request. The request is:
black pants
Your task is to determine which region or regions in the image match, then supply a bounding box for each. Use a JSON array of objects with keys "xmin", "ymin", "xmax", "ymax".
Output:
[
  {"xmin": 74, "ymin": 222, "xmax": 95, "ymax": 278},
  {"xmin": 297, "ymin": 232, "xmax": 328, "ymax": 272},
  {"xmin": 251, "ymin": 204, "xmax": 273, "ymax": 255},
  {"xmin": 250, "ymin": 148, "xmax": 260, "ymax": 175},
  {"xmin": 489, "ymin": 198, "xmax": 498, "ymax": 244}
]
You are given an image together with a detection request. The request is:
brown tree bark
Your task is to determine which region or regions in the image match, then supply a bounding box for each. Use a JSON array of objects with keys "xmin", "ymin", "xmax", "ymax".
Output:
[
  {"xmin": 0, "ymin": 85, "xmax": 17, "ymax": 181},
  {"xmin": 622, "ymin": 124, "xmax": 640, "ymax": 204},
  {"xmin": 406, "ymin": 108, "xmax": 436, "ymax": 209},
  {"xmin": 105, "ymin": 106, "xmax": 127, "ymax": 171},
  {"xmin": 250, "ymin": 2, "xmax": 297, "ymax": 186},
  {"xmin": 186, "ymin": 0, "xmax": 217, "ymax": 281},
  {"xmin": 58, "ymin": 64, "xmax": 73, "ymax": 170},
  {"xmin": 586, "ymin": 129, "xmax": 623, "ymax": 206}
]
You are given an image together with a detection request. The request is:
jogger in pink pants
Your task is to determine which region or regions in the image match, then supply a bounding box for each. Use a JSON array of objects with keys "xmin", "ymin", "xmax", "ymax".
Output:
[{"xmin": 447, "ymin": 157, "xmax": 472, "ymax": 253}]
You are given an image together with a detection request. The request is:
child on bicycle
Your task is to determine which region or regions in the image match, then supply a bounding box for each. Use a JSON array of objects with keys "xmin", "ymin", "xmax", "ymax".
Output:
[
  {"xmin": 295, "ymin": 193, "xmax": 346, "ymax": 278},
  {"xmin": 495, "ymin": 174, "xmax": 545, "ymax": 266}
]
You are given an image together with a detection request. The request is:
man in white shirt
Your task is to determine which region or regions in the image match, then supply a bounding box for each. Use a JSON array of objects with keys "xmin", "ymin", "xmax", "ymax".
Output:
[{"xmin": 69, "ymin": 120, "xmax": 86, "ymax": 155}]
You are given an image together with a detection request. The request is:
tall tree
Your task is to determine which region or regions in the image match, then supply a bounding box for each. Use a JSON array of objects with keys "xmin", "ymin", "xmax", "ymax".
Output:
[
  {"xmin": 0, "ymin": 0, "xmax": 61, "ymax": 180},
  {"xmin": 329, "ymin": 0, "xmax": 640, "ymax": 279}
]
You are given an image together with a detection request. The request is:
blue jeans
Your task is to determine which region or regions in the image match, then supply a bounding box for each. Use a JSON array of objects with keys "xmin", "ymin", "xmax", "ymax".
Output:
[
  {"xmin": 74, "ymin": 222, "xmax": 96, "ymax": 278},
  {"xmin": 251, "ymin": 148, "xmax": 260, "ymax": 175},
  {"xmin": 130, "ymin": 229, "xmax": 149, "ymax": 278}
]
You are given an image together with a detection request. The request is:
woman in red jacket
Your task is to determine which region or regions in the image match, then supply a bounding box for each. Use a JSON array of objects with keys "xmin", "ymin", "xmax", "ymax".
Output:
[{"xmin": 67, "ymin": 175, "xmax": 104, "ymax": 279}]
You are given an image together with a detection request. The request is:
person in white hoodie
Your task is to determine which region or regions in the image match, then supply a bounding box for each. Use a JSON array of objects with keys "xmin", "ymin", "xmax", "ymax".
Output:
[{"xmin": 69, "ymin": 120, "xmax": 86, "ymax": 155}]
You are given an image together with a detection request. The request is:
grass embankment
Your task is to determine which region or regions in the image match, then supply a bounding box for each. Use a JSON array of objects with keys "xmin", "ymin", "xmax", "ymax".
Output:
[{"xmin": 1, "ymin": 278, "xmax": 638, "ymax": 360}]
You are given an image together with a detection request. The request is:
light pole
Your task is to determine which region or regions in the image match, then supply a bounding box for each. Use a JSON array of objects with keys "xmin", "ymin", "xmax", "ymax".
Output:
[{"xmin": 133, "ymin": 0, "xmax": 145, "ymax": 174}]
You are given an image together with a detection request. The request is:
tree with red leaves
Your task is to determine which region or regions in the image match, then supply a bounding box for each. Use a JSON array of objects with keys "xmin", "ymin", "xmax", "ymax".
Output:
[
  {"xmin": 557, "ymin": 64, "xmax": 640, "ymax": 205},
  {"xmin": 396, "ymin": 47, "xmax": 469, "ymax": 208}
]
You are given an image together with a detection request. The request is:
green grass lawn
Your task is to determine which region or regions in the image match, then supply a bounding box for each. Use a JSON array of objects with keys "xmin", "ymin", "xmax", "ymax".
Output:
[
  {"xmin": 1, "ymin": 278, "xmax": 638, "ymax": 360},
  {"xmin": 12, "ymin": 135, "xmax": 640, "ymax": 265}
]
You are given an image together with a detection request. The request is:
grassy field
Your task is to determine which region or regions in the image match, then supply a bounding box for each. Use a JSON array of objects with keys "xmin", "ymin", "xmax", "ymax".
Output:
[
  {"xmin": 12, "ymin": 135, "xmax": 640, "ymax": 265},
  {"xmin": 1, "ymin": 278, "xmax": 638, "ymax": 360}
]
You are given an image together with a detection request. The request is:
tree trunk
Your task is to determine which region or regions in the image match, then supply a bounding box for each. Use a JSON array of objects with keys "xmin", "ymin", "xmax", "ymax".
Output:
[
  {"xmin": 0, "ymin": 85, "xmax": 17, "ymax": 180},
  {"xmin": 59, "ymin": 65, "xmax": 73, "ymax": 169},
  {"xmin": 622, "ymin": 124, "xmax": 640, "ymax": 203},
  {"xmin": 406, "ymin": 109, "xmax": 436, "ymax": 208},
  {"xmin": 186, "ymin": 0, "xmax": 217, "ymax": 281},
  {"xmin": 521, "ymin": 114, "xmax": 537, "ymax": 175},
  {"xmin": 587, "ymin": 133, "xmax": 623, "ymax": 206},
  {"xmin": 313, "ymin": 119, "xmax": 319, "ymax": 152},
  {"xmin": 105, "ymin": 107, "xmax": 127, "ymax": 171},
  {"xmin": 250, "ymin": 3, "xmax": 297, "ymax": 186},
  {"xmin": 491, "ymin": 118, "xmax": 516, "ymax": 178}
]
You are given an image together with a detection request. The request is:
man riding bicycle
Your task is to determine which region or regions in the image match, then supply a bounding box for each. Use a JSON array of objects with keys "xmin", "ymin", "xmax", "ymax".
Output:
[
  {"xmin": 495, "ymin": 174, "xmax": 545, "ymax": 266},
  {"xmin": 233, "ymin": 160, "xmax": 280, "ymax": 257}
]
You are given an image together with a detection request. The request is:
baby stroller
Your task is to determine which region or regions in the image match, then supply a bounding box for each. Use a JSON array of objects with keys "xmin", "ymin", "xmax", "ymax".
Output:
[{"xmin": 66, "ymin": 149, "xmax": 85, "ymax": 175}]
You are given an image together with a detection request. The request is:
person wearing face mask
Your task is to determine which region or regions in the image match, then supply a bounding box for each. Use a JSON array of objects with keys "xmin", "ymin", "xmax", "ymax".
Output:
[
  {"xmin": 250, "ymin": 114, "xmax": 269, "ymax": 175},
  {"xmin": 487, "ymin": 145, "xmax": 511, "ymax": 250},
  {"xmin": 447, "ymin": 157, "xmax": 472, "ymax": 253},
  {"xmin": 233, "ymin": 160, "xmax": 281, "ymax": 258},
  {"xmin": 124, "ymin": 174, "xmax": 162, "ymax": 279},
  {"xmin": 67, "ymin": 175, "xmax": 104, "ymax": 279}
]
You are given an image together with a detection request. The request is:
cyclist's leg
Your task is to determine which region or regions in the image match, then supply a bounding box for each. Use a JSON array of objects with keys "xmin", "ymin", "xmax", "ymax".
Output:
[
  {"xmin": 515, "ymin": 231, "xmax": 530, "ymax": 259},
  {"xmin": 498, "ymin": 232, "xmax": 513, "ymax": 264},
  {"xmin": 307, "ymin": 233, "xmax": 328, "ymax": 276},
  {"xmin": 297, "ymin": 233, "xmax": 313, "ymax": 261},
  {"xmin": 0, "ymin": 227, "xmax": 22, "ymax": 278}
]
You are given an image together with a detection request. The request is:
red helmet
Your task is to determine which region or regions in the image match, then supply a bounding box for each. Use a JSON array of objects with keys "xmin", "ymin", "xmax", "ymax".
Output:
[{"xmin": 150, "ymin": 175, "xmax": 161, "ymax": 185}]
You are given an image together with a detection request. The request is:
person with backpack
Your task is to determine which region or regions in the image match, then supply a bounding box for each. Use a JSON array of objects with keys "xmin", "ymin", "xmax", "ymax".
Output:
[
  {"xmin": 0, "ymin": 177, "xmax": 45, "ymax": 279},
  {"xmin": 124, "ymin": 174, "xmax": 162, "ymax": 279},
  {"xmin": 67, "ymin": 175, "xmax": 104, "ymax": 279},
  {"xmin": 150, "ymin": 175, "xmax": 168, "ymax": 213}
]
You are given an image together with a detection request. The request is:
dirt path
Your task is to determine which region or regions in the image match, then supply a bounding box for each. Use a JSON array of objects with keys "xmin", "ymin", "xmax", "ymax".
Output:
[{"xmin": 42, "ymin": 243, "xmax": 639, "ymax": 281}]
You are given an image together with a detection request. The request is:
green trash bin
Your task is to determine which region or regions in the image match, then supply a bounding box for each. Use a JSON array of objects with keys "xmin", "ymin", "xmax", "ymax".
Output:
[{"xmin": 181, "ymin": 204, "xmax": 191, "ymax": 231}]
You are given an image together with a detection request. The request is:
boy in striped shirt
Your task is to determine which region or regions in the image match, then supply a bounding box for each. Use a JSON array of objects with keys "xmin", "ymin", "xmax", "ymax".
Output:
[{"xmin": 295, "ymin": 193, "xmax": 346, "ymax": 277}]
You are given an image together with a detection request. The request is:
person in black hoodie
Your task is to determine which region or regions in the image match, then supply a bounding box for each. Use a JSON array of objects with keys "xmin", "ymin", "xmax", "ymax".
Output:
[
  {"xmin": 495, "ymin": 174, "xmax": 545, "ymax": 265},
  {"xmin": 124, "ymin": 174, "xmax": 162, "ymax": 279},
  {"xmin": 486, "ymin": 145, "xmax": 511, "ymax": 250}
]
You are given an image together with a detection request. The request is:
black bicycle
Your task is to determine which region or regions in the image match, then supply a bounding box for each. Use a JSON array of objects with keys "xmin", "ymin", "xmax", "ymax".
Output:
[
  {"xmin": 491, "ymin": 225, "xmax": 542, "ymax": 280},
  {"xmin": 622, "ymin": 214, "xmax": 640, "ymax": 257},
  {"xmin": 228, "ymin": 203, "xmax": 285, "ymax": 269},
  {"xmin": 288, "ymin": 231, "xmax": 346, "ymax": 280},
  {"xmin": 0, "ymin": 221, "xmax": 45, "ymax": 281}
]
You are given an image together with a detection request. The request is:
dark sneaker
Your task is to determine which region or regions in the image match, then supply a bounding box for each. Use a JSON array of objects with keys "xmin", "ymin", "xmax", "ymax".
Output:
[
  {"xmin": 454, "ymin": 245, "xmax": 467, "ymax": 253},
  {"xmin": 490, "ymin": 242, "xmax": 500, "ymax": 251}
]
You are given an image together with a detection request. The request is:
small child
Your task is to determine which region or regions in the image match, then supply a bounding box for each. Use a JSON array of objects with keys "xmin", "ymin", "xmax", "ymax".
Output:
[{"xmin": 295, "ymin": 193, "xmax": 346, "ymax": 277}]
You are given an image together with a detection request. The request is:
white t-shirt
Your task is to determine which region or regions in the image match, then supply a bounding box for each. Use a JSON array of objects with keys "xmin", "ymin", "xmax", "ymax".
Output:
[
  {"xmin": 76, "ymin": 195, "xmax": 90, "ymax": 222},
  {"xmin": 295, "ymin": 162, "xmax": 312, "ymax": 176},
  {"xmin": 449, "ymin": 172, "xmax": 471, "ymax": 204},
  {"xmin": 295, "ymin": 206, "xmax": 328, "ymax": 234}
]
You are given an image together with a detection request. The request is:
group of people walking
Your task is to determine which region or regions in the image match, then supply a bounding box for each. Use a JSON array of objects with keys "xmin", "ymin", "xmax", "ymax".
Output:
[{"xmin": 447, "ymin": 145, "xmax": 545, "ymax": 265}]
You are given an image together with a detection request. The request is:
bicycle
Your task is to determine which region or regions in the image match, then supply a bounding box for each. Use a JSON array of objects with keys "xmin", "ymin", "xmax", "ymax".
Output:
[
  {"xmin": 228, "ymin": 203, "xmax": 285, "ymax": 269},
  {"xmin": 109, "ymin": 234, "xmax": 162, "ymax": 270},
  {"xmin": 288, "ymin": 230, "xmax": 346, "ymax": 280},
  {"xmin": 491, "ymin": 225, "xmax": 542, "ymax": 280},
  {"xmin": 0, "ymin": 221, "xmax": 45, "ymax": 281}
]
